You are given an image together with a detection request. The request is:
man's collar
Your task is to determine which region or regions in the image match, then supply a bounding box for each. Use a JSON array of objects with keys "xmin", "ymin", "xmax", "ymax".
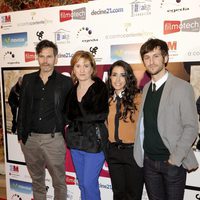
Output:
[{"xmin": 152, "ymin": 71, "xmax": 168, "ymax": 91}]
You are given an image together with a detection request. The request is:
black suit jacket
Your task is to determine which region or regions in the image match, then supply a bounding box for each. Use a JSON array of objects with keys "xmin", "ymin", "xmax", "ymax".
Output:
[
  {"xmin": 197, "ymin": 96, "xmax": 200, "ymax": 121},
  {"xmin": 17, "ymin": 70, "xmax": 72, "ymax": 144}
]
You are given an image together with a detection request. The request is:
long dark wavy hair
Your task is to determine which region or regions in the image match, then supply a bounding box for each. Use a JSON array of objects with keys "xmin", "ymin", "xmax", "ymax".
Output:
[{"xmin": 107, "ymin": 60, "xmax": 139, "ymax": 122}]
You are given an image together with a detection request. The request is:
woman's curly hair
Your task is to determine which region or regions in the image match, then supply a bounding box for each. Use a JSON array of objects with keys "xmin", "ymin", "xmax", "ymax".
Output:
[{"xmin": 107, "ymin": 60, "xmax": 140, "ymax": 122}]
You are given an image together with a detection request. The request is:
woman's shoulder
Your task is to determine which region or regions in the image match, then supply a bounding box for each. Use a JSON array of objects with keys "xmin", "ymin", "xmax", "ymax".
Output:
[
  {"xmin": 94, "ymin": 76, "xmax": 106, "ymax": 85},
  {"xmin": 91, "ymin": 77, "xmax": 107, "ymax": 92}
]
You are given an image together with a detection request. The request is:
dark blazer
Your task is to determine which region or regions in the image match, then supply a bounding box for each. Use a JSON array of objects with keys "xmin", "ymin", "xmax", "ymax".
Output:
[
  {"xmin": 66, "ymin": 77, "xmax": 109, "ymax": 150},
  {"xmin": 17, "ymin": 70, "xmax": 73, "ymax": 144}
]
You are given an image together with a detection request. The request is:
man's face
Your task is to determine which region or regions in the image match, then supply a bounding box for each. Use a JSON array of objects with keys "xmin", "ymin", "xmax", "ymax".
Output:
[
  {"xmin": 37, "ymin": 47, "xmax": 58, "ymax": 74},
  {"xmin": 142, "ymin": 47, "xmax": 168, "ymax": 78}
]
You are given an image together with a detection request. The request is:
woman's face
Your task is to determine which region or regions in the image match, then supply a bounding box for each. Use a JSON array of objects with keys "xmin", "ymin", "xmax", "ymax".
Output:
[
  {"xmin": 73, "ymin": 58, "xmax": 94, "ymax": 82},
  {"xmin": 110, "ymin": 66, "xmax": 126, "ymax": 95}
]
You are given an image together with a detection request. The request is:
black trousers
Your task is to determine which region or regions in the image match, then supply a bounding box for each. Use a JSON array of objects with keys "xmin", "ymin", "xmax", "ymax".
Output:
[{"xmin": 106, "ymin": 143, "xmax": 144, "ymax": 200}]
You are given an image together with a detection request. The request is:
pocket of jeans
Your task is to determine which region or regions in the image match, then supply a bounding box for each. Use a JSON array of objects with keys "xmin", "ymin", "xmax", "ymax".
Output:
[
  {"xmin": 167, "ymin": 164, "xmax": 184, "ymax": 177},
  {"xmin": 164, "ymin": 160, "xmax": 177, "ymax": 167}
]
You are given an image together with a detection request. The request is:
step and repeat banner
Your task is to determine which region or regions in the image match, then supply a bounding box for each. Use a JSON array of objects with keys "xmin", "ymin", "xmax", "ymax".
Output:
[{"xmin": 1, "ymin": 0, "xmax": 200, "ymax": 199}]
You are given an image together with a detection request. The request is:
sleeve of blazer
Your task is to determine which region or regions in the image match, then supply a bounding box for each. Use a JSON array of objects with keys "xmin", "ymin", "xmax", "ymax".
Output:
[
  {"xmin": 196, "ymin": 96, "xmax": 200, "ymax": 116},
  {"xmin": 169, "ymin": 83, "xmax": 199, "ymax": 167}
]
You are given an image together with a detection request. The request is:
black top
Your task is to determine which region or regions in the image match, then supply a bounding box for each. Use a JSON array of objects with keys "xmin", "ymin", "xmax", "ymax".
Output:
[{"xmin": 66, "ymin": 77, "xmax": 109, "ymax": 152}]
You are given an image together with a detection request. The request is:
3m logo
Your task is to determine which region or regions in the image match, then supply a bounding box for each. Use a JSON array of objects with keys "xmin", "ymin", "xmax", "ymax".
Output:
[
  {"xmin": 25, "ymin": 51, "xmax": 35, "ymax": 62},
  {"xmin": 60, "ymin": 7, "xmax": 86, "ymax": 22},
  {"xmin": 164, "ymin": 18, "xmax": 200, "ymax": 34},
  {"xmin": 1, "ymin": 15, "xmax": 11, "ymax": 23},
  {"xmin": 167, "ymin": 41, "xmax": 177, "ymax": 50},
  {"xmin": 60, "ymin": 10, "xmax": 72, "ymax": 22},
  {"xmin": 164, "ymin": 21, "xmax": 180, "ymax": 34},
  {"xmin": 10, "ymin": 165, "xmax": 19, "ymax": 172}
]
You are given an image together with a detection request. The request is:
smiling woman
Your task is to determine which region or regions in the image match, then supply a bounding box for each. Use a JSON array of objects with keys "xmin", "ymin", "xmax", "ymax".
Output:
[{"xmin": 65, "ymin": 50, "xmax": 109, "ymax": 200}]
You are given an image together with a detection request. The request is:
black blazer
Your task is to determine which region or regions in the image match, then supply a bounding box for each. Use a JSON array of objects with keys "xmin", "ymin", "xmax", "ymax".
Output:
[
  {"xmin": 197, "ymin": 96, "xmax": 200, "ymax": 121},
  {"xmin": 17, "ymin": 70, "xmax": 73, "ymax": 144}
]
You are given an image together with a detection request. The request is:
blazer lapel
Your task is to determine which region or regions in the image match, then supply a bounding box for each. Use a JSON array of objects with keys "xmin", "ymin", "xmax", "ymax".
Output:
[
  {"xmin": 157, "ymin": 73, "xmax": 174, "ymax": 129},
  {"xmin": 141, "ymin": 81, "xmax": 151, "ymax": 110}
]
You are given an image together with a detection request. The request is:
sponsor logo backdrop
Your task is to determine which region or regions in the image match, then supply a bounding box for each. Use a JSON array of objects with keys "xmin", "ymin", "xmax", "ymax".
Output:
[{"xmin": 1, "ymin": 0, "xmax": 200, "ymax": 199}]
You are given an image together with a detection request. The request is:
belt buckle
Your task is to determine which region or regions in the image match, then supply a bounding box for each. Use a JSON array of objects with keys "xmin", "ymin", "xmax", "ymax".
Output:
[{"xmin": 117, "ymin": 144, "xmax": 124, "ymax": 149}]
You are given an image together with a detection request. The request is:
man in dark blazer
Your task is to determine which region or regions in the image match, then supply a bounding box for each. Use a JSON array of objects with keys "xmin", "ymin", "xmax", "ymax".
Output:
[
  {"xmin": 134, "ymin": 38, "xmax": 198, "ymax": 200},
  {"xmin": 197, "ymin": 96, "xmax": 200, "ymax": 120},
  {"xmin": 17, "ymin": 40, "xmax": 72, "ymax": 200},
  {"xmin": 8, "ymin": 76, "xmax": 22, "ymax": 134}
]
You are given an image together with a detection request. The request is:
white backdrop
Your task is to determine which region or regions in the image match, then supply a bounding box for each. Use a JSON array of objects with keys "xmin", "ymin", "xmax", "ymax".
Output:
[{"xmin": 1, "ymin": 0, "xmax": 200, "ymax": 199}]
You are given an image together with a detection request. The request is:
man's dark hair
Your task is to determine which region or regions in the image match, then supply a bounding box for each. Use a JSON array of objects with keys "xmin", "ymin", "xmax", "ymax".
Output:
[
  {"xmin": 140, "ymin": 38, "xmax": 169, "ymax": 67},
  {"xmin": 36, "ymin": 39, "xmax": 58, "ymax": 56}
]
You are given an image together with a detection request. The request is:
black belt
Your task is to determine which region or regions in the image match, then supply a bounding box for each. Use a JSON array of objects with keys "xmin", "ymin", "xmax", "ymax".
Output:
[
  {"xmin": 29, "ymin": 132, "xmax": 62, "ymax": 138},
  {"xmin": 109, "ymin": 142, "xmax": 134, "ymax": 149}
]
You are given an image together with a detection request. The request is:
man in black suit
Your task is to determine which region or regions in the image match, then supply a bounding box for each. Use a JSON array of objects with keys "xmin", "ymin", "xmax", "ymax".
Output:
[
  {"xmin": 197, "ymin": 96, "xmax": 200, "ymax": 119},
  {"xmin": 17, "ymin": 40, "xmax": 72, "ymax": 200},
  {"xmin": 8, "ymin": 76, "xmax": 23, "ymax": 134}
]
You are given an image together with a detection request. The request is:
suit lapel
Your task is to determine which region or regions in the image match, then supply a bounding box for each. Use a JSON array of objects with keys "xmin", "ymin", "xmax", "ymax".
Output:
[{"xmin": 141, "ymin": 81, "xmax": 151, "ymax": 110}]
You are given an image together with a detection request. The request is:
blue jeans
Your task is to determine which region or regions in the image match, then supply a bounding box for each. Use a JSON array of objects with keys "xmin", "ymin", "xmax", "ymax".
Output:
[
  {"xmin": 144, "ymin": 155, "xmax": 186, "ymax": 200},
  {"xmin": 71, "ymin": 149, "xmax": 105, "ymax": 200}
]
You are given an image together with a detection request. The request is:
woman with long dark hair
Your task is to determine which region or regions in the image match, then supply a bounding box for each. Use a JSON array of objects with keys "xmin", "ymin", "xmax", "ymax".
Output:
[{"xmin": 106, "ymin": 60, "xmax": 144, "ymax": 200}]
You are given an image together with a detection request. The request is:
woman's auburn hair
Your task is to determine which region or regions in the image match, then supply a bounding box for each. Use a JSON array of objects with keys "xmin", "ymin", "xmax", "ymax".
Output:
[{"xmin": 70, "ymin": 50, "xmax": 97, "ymax": 83}]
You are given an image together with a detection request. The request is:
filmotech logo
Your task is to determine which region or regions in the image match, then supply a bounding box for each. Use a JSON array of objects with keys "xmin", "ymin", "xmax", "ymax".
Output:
[
  {"xmin": 164, "ymin": 17, "xmax": 200, "ymax": 34},
  {"xmin": 25, "ymin": 51, "xmax": 36, "ymax": 62},
  {"xmin": 60, "ymin": 7, "xmax": 86, "ymax": 22},
  {"xmin": 131, "ymin": 0, "xmax": 152, "ymax": 17}
]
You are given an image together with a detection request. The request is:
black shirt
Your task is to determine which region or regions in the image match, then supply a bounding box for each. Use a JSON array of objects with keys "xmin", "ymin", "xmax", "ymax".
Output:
[{"xmin": 30, "ymin": 71, "xmax": 60, "ymax": 133}]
